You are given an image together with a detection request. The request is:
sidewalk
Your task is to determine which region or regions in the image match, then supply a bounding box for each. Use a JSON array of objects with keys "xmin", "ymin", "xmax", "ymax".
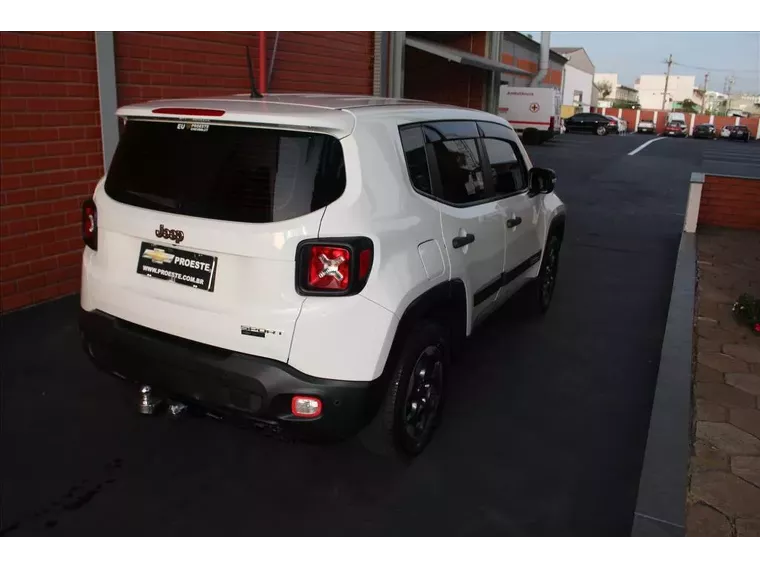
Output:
[{"xmin": 686, "ymin": 226, "xmax": 760, "ymax": 536}]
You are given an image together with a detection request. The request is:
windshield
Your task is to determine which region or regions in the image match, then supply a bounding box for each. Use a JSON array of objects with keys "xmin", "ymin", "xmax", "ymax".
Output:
[{"xmin": 105, "ymin": 119, "xmax": 346, "ymax": 224}]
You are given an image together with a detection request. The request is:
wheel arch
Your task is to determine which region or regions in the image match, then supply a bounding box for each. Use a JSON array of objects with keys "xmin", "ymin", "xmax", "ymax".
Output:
[
  {"xmin": 548, "ymin": 211, "xmax": 566, "ymax": 242},
  {"xmin": 379, "ymin": 279, "xmax": 467, "ymax": 380}
]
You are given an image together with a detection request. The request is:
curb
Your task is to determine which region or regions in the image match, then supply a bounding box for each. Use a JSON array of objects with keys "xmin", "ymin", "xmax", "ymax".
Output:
[{"xmin": 631, "ymin": 230, "xmax": 697, "ymax": 536}]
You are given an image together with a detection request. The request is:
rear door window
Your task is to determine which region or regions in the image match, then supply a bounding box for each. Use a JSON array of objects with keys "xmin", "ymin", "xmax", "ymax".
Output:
[{"xmin": 105, "ymin": 119, "xmax": 346, "ymax": 224}]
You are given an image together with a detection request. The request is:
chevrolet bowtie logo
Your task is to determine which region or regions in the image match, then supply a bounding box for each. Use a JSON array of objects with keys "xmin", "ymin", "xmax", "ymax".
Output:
[{"xmin": 142, "ymin": 248, "xmax": 175, "ymax": 264}]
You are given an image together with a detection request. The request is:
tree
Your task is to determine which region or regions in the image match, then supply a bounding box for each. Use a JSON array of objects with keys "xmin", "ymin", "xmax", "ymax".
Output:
[
  {"xmin": 595, "ymin": 81, "xmax": 613, "ymax": 100},
  {"xmin": 680, "ymin": 98, "xmax": 699, "ymax": 113},
  {"xmin": 612, "ymin": 100, "xmax": 639, "ymax": 110}
]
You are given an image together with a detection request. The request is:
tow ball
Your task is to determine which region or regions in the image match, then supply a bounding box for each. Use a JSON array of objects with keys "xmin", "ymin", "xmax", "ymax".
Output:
[
  {"xmin": 138, "ymin": 385, "xmax": 188, "ymax": 417},
  {"xmin": 138, "ymin": 385, "xmax": 163, "ymax": 415}
]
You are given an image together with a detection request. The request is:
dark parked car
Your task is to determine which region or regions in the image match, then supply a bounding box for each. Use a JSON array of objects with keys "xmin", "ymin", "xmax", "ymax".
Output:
[
  {"xmin": 563, "ymin": 112, "xmax": 620, "ymax": 136},
  {"xmin": 693, "ymin": 124, "xmax": 717, "ymax": 139},
  {"xmin": 637, "ymin": 119, "xmax": 656, "ymax": 134},
  {"xmin": 664, "ymin": 121, "xmax": 687, "ymax": 137},
  {"xmin": 727, "ymin": 125, "xmax": 751, "ymax": 142}
]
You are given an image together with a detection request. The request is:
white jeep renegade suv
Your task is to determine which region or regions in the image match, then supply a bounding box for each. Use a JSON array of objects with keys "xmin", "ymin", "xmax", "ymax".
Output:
[{"xmin": 79, "ymin": 93, "xmax": 566, "ymax": 458}]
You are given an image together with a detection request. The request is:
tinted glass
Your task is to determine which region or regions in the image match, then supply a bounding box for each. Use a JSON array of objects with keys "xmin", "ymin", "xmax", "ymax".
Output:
[
  {"xmin": 399, "ymin": 126, "xmax": 432, "ymax": 194},
  {"xmin": 431, "ymin": 138, "xmax": 487, "ymax": 205},
  {"xmin": 483, "ymin": 138, "xmax": 527, "ymax": 195},
  {"xmin": 105, "ymin": 120, "xmax": 346, "ymax": 224}
]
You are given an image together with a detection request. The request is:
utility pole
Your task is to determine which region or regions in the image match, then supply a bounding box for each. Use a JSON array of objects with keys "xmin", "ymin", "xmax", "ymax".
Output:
[
  {"xmin": 661, "ymin": 54, "xmax": 673, "ymax": 110},
  {"xmin": 701, "ymin": 72, "xmax": 709, "ymax": 113}
]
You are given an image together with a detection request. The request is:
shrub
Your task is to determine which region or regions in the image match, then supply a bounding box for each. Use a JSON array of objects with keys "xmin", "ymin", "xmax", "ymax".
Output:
[{"xmin": 732, "ymin": 293, "xmax": 760, "ymax": 335}]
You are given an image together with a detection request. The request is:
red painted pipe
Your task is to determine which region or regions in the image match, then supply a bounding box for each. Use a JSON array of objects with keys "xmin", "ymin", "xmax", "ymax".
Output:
[{"xmin": 259, "ymin": 31, "xmax": 267, "ymax": 94}]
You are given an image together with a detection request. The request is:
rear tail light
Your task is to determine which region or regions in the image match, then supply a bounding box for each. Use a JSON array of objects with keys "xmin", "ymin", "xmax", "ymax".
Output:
[
  {"xmin": 82, "ymin": 198, "xmax": 97, "ymax": 250},
  {"xmin": 296, "ymin": 237, "xmax": 374, "ymax": 296},
  {"xmin": 549, "ymin": 116, "xmax": 555, "ymax": 131}
]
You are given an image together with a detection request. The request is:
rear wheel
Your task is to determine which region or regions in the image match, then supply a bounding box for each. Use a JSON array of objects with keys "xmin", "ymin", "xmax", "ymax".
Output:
[
  {"xmin": 596, "ymin": 125, "xmax": 608, "ymax": 136},
  {"xmin": 522, "ymin": 128, "xmax": 540, "ymax": 145},
  {"xmin": 360, "ymin": 321, "xmax": 449, "ymax": 459}
]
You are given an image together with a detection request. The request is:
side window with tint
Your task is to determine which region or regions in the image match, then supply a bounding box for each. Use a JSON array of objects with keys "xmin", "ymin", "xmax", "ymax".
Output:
[
  {"xmin": 482, "ymin": 138, "xmax": 527, "ymax": 196},
  {"xmin": 399, "ymin": 126, "xmax": 432, "ymax": 194},
  {"xmin": 430, "ymin": 138, "xmax": 487, "ymax": 205}
]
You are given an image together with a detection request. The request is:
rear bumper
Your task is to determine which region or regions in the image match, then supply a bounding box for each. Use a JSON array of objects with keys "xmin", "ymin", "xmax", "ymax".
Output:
[{"xmin": 79, "ymin": 309, "xmax": 388, "ymax": 439}]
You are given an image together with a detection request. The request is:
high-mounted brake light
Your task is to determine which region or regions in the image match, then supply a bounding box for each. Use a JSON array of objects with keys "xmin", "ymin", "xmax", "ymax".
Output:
[
  {"xmin": 82, "ymin": 198, "xmax": 97, "ymax": 251},
  {"xmin": 151, "ymin": 107, "xmax": 226, "ymax": 117},
  {"xmin": 296, "ymin": 238, "xmax": 374, "ymax": 296}
]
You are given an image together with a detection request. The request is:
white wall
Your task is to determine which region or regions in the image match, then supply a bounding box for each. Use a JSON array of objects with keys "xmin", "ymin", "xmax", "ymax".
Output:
[
  {"xmin": 636, "ymin": 74, "xmax": 696, "ymax": 110},
  {"xmin": 562, "ymin": 65, "xmax": 593, "ymax": 110}
]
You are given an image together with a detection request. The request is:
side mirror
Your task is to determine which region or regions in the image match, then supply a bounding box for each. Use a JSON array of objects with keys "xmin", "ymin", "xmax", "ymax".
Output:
[{"xmin": 529, "ymin": 167, "xmax": 557, "ymax": 195}]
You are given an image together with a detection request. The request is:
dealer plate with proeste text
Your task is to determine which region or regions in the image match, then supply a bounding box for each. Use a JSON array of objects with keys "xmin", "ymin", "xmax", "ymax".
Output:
[{"xmin": 136, "ymin": 242, "xmax": 217, "ymax": 292}]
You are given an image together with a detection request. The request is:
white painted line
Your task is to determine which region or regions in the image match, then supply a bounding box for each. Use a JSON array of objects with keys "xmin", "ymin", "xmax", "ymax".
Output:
[{"xmin": 628, "ymin": 136, "xmax": 668, "ymax": 156}]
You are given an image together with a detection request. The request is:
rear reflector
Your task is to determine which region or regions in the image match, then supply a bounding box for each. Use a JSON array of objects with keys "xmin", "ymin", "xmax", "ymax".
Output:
[
  {"xmin": 151, "ymin": 107, "xmax": 226, "ymax": 117},
  {"xmin": 292, "ymin": 396, "xmax": 322, "ymax": 418}
]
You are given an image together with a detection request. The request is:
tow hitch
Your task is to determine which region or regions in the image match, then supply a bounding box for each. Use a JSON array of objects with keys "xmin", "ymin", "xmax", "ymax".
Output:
[{"xmin": 138, "ymin": 385, "xmax": 163, "ymax": 415}]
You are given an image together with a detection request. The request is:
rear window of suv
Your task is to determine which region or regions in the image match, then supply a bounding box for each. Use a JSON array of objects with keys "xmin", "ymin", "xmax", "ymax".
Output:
[{"xmin": 105, "ymin": 119, "xmax": 346, "ymax": 224}]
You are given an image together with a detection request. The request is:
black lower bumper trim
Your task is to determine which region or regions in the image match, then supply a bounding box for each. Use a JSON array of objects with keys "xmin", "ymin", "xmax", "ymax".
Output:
[{"xmin": 79, "ymin": 309, "xmax": 388, "ymax": 439}]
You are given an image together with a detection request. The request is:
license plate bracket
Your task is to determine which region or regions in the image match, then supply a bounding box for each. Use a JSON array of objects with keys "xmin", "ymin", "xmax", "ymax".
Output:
[{"xmin": 136, "ymin": 242, "xmax": 217, "ymax": 292}]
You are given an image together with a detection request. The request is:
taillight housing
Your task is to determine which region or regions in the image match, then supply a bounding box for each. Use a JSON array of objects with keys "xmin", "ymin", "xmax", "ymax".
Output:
[
  {"xmin": 296, "ymin": 237, "xmax": 374, "ymax": 296},
  {"xmin": 82, "ymin": 198, "xmax": 98, "ymax": 250},
  {"xmin": 549, "ymin": 116, "xmax": 555, "ymax": 131}
]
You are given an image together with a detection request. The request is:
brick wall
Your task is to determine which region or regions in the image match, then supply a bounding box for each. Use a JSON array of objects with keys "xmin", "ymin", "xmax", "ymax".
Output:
[
  {"xmin": 0, "ymin": 31, "xmax": 375, "ymax": 313},
  {"xmin": 115, "ymin": 31, "xmax": 373, "ymax": 105},
  {"xmin": 698, "ymin": 175, "xmax": 760, "ymax": 230},
  {"xmin": 405, "ymin": 32, "xmax": 486, "ymax": 109},
  {"xmin": 0, "ymin": 31, "xmax": 103, "ymax": 312}
]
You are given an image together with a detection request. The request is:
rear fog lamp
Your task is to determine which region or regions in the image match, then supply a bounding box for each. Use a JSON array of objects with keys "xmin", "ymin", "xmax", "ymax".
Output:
[{"xmin": 292, "ymin": 396, "xmax": 322, "ymax": 418}]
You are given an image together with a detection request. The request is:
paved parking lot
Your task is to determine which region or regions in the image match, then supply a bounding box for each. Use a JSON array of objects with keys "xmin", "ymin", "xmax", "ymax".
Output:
[
  {"xmin": 620, "ymin": 134, "xmax": 760, "ymax": 178},
  {"xmin": 1, "ymin": 133, "xmax": 752, "ymax": 536}
]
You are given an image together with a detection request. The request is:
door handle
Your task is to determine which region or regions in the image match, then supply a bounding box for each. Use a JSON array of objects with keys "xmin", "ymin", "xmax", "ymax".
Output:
[
  {"xmin": 452, "ymin": 233, "xmax": 475, "ymax": 249},
  {"xmin": 507, "ymin": 217, "xmax": 522, "ymax": 228}
]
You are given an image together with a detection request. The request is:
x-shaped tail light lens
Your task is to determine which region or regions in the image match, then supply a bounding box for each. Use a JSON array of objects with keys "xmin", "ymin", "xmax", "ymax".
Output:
[{"xmin": 308, "ymin": 246, "xmax": 351, "ymax": 290}]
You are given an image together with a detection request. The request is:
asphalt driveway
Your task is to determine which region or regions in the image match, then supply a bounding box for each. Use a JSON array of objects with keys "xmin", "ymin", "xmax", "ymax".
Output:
[{"xmin": 1, "ymin": 133, "xmax": 703, "ymax": 536}]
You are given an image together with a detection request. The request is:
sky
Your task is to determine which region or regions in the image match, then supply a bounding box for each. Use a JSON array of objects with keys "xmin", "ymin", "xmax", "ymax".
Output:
[{"xmin": 523, "ymin": 32, "xmax": 760, "ymax": 95}]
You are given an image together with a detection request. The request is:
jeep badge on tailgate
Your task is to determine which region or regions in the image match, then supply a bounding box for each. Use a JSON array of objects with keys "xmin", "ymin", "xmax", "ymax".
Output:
[{"xmin": 155, "ymin": 224, "xmax": 184, "ymax": 244}]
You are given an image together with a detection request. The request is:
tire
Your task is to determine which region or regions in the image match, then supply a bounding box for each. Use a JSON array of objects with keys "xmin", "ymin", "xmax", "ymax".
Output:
[
  {"xmin": 534, "ymin": 233, "xmax": 562, "ymax": 314},
  {"xmin": 359, "ymin": 320, "xmax": 449, "ymax": 459},
  {"xmin": 522, "ymin": 128, "xmax": 540, "ymax": 146},
  {"xmin": 595, "ymin": 125, "xmax": 608, "ymax": 136}
]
